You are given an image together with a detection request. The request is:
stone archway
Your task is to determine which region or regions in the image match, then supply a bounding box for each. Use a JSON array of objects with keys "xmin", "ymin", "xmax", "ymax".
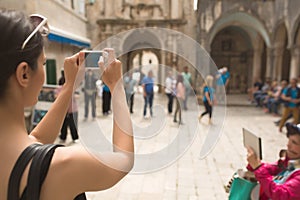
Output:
[
  {"xmin": 290, "ymin": 17, "xmax": 300, "ymax": 78},
  {"xmin": 122, "ymin": 30, "xmax": 162, "ymax": 66},
  {"xmin": 207, "ymin": 12, "xmax": 271, "ymax": 48},
  {"xmin": 210, "ymin": 26, "xmax": 254, "ymax": 94},
  {"xmin": 120, "ymin": 29, "xmax": 163, "ymax": 91},
  {"xmin": 206, "ymin": 11, "xmax": 270, "ymax": 93},
  {"xmin": 273, "ymin": 23, "xmax": 291, "ymax": 81}
]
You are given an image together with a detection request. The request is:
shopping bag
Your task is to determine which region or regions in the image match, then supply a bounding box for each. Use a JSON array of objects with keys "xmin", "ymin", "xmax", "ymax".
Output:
[{"xmin": 228, "ymin": 170, "xmax": 258, "ymax": 200}]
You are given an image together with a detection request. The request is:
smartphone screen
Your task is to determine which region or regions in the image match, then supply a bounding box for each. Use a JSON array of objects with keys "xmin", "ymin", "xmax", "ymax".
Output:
[{"xmin": 84, "ymin": 51, "xmax": 103, "ymax": 68}]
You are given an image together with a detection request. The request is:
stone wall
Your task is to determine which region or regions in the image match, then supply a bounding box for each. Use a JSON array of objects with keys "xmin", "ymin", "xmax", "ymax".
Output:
[{"xmin": 197, "ymin": 0, "xmax": 300, "ymax": 90}]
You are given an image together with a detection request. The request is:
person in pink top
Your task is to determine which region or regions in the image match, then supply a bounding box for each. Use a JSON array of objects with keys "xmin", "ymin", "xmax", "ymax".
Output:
[
  {"xmin": 55, "ymin": 73, "xmax": 80, "ymax": 143},
  {"xmin": 173, "ymin": 74, "xmax": 185, "ymax": 125},
  {"xmin": 246, "ymin": 122, "xmax": 300, "ymax": 200}
]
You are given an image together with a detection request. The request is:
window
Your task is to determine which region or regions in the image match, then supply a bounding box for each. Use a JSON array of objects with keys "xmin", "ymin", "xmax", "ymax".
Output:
[
  {"xmin": 46, "ymin": 59, "xmax": 57, "ymax": 85},
  {"xmin": 78, "ymin": 0, "xmax": 85, "ymax": 15}
]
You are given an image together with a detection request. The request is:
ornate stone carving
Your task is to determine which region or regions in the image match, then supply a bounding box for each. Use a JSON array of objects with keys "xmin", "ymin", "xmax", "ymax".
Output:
[{"xmin": 114, "ymin": 0, "xmax": 163, "ymax": 20}]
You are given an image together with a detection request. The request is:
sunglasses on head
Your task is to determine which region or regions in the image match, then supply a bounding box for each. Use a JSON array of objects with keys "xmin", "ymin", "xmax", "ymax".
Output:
[{"xmin": 21, "ymin": 14, "xmax": 49, "ymax": 50}]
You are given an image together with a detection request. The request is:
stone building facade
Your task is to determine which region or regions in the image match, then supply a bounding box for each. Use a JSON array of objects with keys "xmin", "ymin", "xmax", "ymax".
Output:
[
  {"xmin": 0, "ymin": 0, "xmax": 91, "ymax": 85},
  {"xmin": 86, "ymin": 0, "xmax": 300, "ymax": 93},
  {"xmin": 1, "ymin": 0, "xmax": 299, "ymax": 93},
  {"xmin": 197, "ymin": 0, "xmax": 300, "ymax": 93},
  {"xmin": 85, "ymin": 0, "xmax": 196, "ymax": 88}
]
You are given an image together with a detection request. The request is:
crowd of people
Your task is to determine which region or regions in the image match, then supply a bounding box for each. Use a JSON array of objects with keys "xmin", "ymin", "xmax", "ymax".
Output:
[
  {"xmin": 248, "ymin": 76, "xmax": 300, "ymax": 133},
  {"xmin": 52, "ymin": 62, "xmax": 202, "ymax": 142}
]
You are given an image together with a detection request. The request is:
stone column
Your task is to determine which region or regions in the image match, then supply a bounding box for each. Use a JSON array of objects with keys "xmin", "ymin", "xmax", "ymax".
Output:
[
  {"xmin": 138, "ymin": 51, "xmax": 143, "ymax": 72},
  {"xmin": 122, "ymin": 54, "xmax": 128, "ymax": 72},
  {"xmin": 171, "ymin": 0, "xmax": 182, "ymax": 19},
  {"xmin": 252, "ymin": 48, "xmax": 263, "ymax": 83},
  {"xmin": 114, "ymin": 0, "xmax": 124, "ymax": 18},
  {"xmin": 273, "ymin": 47, "xmax": 284, "ymax": 81},
  {"xmin": 265, "ymin": 48, "xmax": 273, "ymax": 79},
  {"xmin": 198, "ymin": 31, "xmax": 211, "ymax": 77},
  {"xmin": 105, "ymin": 0, "xmax": 114, "ymax": 18},
  {"xmin": 290, "ymin": 45, "xmax": 300, "ymax": 79}
]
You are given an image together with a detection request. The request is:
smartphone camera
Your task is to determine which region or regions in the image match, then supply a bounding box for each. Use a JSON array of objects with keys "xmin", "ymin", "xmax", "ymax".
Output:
[{"xmin": 83, "ymin": 50, "xmax": 108, "ymax": 68}]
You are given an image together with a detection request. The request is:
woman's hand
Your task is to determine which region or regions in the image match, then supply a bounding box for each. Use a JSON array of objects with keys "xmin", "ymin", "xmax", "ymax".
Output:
[
  {"xmin": 98, "ymin": 49, "xmax": 122, "ymax": 92},
  {"xmin": 63, "ymin": 52, "xmax": 85, "ymax": 88},
  {"xmin": 247, "ymin": 147, "xmax": 261, "ymax": 169}
]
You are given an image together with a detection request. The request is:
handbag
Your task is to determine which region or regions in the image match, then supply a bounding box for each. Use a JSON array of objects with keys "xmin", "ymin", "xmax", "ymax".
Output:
[{"xmin": 228, "ymin": 169, "xmax": 258, "ymax": 200}]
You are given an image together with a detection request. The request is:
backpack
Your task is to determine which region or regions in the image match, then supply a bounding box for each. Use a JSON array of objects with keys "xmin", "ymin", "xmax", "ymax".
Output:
[{"xmin": 8, "ymin": 143, "xmax": 87, "ymax": 200}]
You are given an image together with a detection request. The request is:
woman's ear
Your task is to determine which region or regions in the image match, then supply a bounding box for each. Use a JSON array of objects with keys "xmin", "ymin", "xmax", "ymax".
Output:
[{"xmin": 15, "ymin": 62, "xmax": 30, "ymax": 87}]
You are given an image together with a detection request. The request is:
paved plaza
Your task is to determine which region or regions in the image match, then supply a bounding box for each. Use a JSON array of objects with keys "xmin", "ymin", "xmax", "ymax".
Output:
[{"xmin": 60, "ymin": 93, "xmax": 287, "ymax": 200}]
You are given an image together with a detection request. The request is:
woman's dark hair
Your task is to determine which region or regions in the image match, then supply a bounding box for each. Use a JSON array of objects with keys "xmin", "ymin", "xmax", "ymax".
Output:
[
  {"xmin": 286, "ymin": 122, "xmax": 300, "ymax": 137},
  {"xmin": 0, "ymin": 9, "xmax": 44, "ymax": 98}
]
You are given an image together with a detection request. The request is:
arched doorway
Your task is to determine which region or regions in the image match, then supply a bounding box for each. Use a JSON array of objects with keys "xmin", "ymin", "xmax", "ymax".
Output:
[
  {"xmin": 290, "ymin": 19, "xmax": 300, "ymax": 78},
  {"xmin": 210, "ymin": 26, "xmax": 254, "ymax": 93},
  {"xmin": 121, "ymin": 30, "xmax": 162, "ymax": 87},
  {"xmin": 206, "ymin": 12, "xmax": 271, "ymax": 92}
]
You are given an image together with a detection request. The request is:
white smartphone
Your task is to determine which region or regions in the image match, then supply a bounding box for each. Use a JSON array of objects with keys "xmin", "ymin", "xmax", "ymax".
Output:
[{"xmin": 83, "ymin": 50, "xmax": 108, "ymax": 68}]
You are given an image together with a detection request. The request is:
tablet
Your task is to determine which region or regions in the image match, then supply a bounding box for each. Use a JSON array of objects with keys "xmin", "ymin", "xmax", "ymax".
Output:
[{"xmin": 243, "ymin": 128, "xmax": 262, "ymax": 159}]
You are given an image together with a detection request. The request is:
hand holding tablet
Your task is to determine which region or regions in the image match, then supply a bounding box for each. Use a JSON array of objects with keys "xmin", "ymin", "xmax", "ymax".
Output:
[{"xmin": 243, "ymin": 128, "xmax": 262, "ymax": 160}]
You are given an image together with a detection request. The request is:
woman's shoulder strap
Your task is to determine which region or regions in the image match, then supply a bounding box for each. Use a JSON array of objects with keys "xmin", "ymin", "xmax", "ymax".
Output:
[
  {"xmin": 8, "ymin": 143, "xmax": 42, "ymax": 200},
  {"xmin": 25, "ymin": 144, "xmax": 63, "ymax": 200},
  {"xmin": 9, "ymin": 143, "xmax": 86, "ymax": 200}
]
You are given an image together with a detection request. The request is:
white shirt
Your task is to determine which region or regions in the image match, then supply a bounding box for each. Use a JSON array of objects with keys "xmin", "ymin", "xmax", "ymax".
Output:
[{"xmin": 165, "ymin": 76, "xmax": 173, "ymax": 94}]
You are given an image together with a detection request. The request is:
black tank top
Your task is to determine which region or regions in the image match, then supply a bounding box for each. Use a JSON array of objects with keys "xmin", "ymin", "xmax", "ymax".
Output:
[{"xmin": 8, "ymin": 143, "xmax": 86, "ymax": 200}]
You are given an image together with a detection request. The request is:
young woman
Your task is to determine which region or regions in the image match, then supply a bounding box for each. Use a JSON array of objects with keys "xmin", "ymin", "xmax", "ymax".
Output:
[
  {"xmin": 198, "ymin": 75, "xmax": 215, "ymax": 124},
  {"xmin": 173, "ymin": 74, "xmax": 185, "ymax": 124},
  {"xmin": 0, "ymin": 9, "xmax": 134, "ymax": 200},
  {"xmin": 247, "ymin": 123, "xmax": 300, "ymax": 199}
]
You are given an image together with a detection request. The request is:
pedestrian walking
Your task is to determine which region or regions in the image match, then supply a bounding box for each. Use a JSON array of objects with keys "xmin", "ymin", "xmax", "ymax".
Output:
[
  {"xmin": 165, "ymin": 70, "xmax": 176, "ymax": 114},
  {"xmin": 55, "ymin": 75, "xmax": 80, "ymax": 143},
  {"xmin": 215, "ymin": 66, "xmax": 230, "ymax": 103},
  {"xmin": 124, "ymin": 72, "xmax": 137, "ymax": 113},
  {"xmin": 182, "ymin": 66, "xmax": 192, "ymax": 110},
  {"xmin": 199, "ymin": 75, "xmax": 215, "ymax": 124},
  {"xmin": 142, "ymin": 70, "xmax": 155, "ymax": 118},
  {"xmin": 278, "ymin": 78, "xmax": 300, "ymax": 132},
  {"xmin": 174, "ymin": 74, "xmax": 185, "ymax": 124},
  {"xmin": 83, "ymin": 69, "xmax": 97, "ymax": 120},
  {"xmin": 102, "ymin": 84, "xmax": 111, "ymax": 115}
]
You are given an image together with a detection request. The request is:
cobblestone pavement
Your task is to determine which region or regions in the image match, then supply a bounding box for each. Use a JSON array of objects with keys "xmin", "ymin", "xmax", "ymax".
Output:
[{"xmin": 59, "ymin": 93, "xmax": 287, "ymax": 200}]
